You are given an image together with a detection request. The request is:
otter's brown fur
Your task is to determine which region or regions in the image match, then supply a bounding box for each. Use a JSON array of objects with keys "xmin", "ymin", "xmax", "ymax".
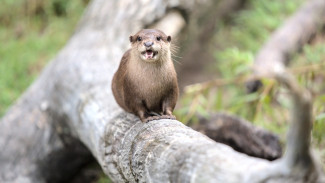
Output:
[{"xmin": 112, "ymin": 29, "xmax": 179, "ymax": 122}]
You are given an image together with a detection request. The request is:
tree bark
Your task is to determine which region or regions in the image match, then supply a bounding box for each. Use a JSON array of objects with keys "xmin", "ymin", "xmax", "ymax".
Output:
[{"xmin": 0, "ymin": 0, "xmax": 324, "ymax": 183}]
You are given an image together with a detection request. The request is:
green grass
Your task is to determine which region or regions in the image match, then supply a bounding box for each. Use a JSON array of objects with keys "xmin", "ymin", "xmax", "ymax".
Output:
[
  {"xmin": 177, "ymin": 0, "xmax": 304, "ymax": 130},
  {"xmin": 0, "ymin": 0, "xmax": 86, "ymax": 117},
  {"xmin": 177, "ymin": 0, "xmax": 325, "ymax": 166}
]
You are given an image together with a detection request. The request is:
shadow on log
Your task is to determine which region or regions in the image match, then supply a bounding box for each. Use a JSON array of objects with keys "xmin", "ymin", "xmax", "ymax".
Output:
[{"xmin": 191, "ymin": 113, "xmax": 282, "ymax": 160}]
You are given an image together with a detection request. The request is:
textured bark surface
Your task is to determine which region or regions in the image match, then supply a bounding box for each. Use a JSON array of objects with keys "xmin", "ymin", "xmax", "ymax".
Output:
[
  {"xmin": 0, "ymin": 63, "xmax": 94, "ymax": 183},
  {"xmin": 0, "ymin": 0, "xmax": 324, "ymax": 182},
  {"xmin": 191, "ymin": 113, "xmax": 282, "ymax": 160}
]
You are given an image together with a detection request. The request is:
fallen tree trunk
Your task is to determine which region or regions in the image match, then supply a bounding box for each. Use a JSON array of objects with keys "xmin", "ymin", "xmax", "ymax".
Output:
[{"xmin": 0, "ymin": 0, "xmax": 324, "ymax": 182}]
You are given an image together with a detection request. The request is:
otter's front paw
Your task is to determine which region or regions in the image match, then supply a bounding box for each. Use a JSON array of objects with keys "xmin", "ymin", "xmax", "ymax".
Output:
[
  {"xmin": 144, "ymin": 116, "xmax": 162, "ymax": 123},
  {"xmin": 159, "ymin": 115, "xmax": 176, "ymax": 120},
  {"xmin": 143, "ymin": 115, "xmax": 176, "ymax": 123}
]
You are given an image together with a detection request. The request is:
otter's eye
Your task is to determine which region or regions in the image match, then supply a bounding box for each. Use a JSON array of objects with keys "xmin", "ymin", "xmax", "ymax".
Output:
[
  {"xmin": 137, "ymin": 37, "xmax": 142, "ymax": 42},
  {"xmin": 156, "ymin": 36, "xmax": 161, "ymax": 41}
]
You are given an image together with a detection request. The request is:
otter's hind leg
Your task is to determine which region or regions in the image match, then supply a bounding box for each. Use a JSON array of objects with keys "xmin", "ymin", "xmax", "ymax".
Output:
[{"xmin": 153, "ymin": 89, "xmax": 178, "ymax": 121}]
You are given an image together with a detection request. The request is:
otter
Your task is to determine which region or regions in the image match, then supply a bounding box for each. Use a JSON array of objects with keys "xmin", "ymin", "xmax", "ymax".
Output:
[{"xmin": 112, "ymin": 29, "xmax": 179, "ymax": 122}]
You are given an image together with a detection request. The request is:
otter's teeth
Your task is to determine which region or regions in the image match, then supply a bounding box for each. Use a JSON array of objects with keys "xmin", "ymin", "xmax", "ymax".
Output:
[{"xmin": 146, "ymin": 50, "xmax": 154, "ymax": 59}]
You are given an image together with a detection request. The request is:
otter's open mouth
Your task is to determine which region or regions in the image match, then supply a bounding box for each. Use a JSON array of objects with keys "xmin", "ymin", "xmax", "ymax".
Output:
[{"xmin": 141, "ymin": 50, "xmax": 158, "ymax": 59}]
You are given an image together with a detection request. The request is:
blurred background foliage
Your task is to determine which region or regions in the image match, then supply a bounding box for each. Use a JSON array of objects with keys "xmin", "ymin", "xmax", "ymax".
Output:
[
  {"xmin": 0, "ymin": 0, "xmax": 88, "ymax": 117},
  {"xmin": 0, "ymin": 0, "xmax": 324, "ymax": 181},
  {"xmin": 177, "ymin": 0, "xmax": 305, "ymax": 131},
  {"xmin": 175, "ymin": 0, "xmax": 325, "ymax": 168},
  {"xmin": 176, "ymin": 0, "xmax": 325, "ymax": 165}
]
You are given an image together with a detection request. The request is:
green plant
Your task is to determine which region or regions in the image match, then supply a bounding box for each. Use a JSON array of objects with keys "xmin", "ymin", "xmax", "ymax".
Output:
[
  {"xmin": 178, "ymin": 0, "xmax": 325, "ymax": 166},
  {"xmin": 0, "ymin": 0, "xmax": 86, "ymax": 117}
]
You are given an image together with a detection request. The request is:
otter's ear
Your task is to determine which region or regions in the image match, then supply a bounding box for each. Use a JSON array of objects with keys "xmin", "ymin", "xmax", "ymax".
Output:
[
  {"xmin": 129, "ymin": 35, "xmax": 133, "ymax": 43},
  {"xmin": 167, "ymin": 36, "xmax": 171, "ymax": 42}
]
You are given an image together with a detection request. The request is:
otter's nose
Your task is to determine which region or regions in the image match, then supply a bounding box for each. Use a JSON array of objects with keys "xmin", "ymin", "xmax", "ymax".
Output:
[{"xmin": 144, "ymin": 41, "xmax": 153, "ymax": 47}]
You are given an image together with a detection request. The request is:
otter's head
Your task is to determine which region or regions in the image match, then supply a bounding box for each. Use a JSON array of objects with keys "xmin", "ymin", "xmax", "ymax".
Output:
[{"xmin": 129, "ymin": 29, "xmax": 171, "ymax": 62}]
